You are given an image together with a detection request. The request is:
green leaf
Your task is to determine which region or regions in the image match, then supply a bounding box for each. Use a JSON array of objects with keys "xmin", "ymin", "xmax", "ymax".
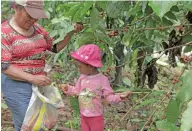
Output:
[
  {"xmin": 94, "ymin": 30, "xmax": 115, "ymax": 46},
  {"xmin": 143, "ymin": 56, "xmax": 153, "ymax": 66},
  {"xmin": 49, "ymin": 30, "xmax": 58, "ymax": 38},
  {"xmin": 128, "ymin": 2, "xmax": 141, "ymax": 16},
  {"xmin": 80, "ymin": 2, "xmax": 93, "ymax": 16},
  {"xmin": 176, "ymin": 70, "xmax": 192, "ymax": 105},
  {"xmin": 162, "ymin": 17, "xmax": 173, "ymax": 26},
  {"xmin": 122, "ymin": 30, "xmax": 133, "ymax": 47},
  {"xmin": 184, "ymin": 46, "xmax": 192, "ymax": 53},
  {"xmin": 142, "ymin": 1, "xmax": 148, "ymax": 15},
  {"xmin": 96, "ymin": 1, "xmax": 107, "ymax": 10},
  {"xmin": 130, "ymin": 34, "xmax": 143, "ymax": 47},
  {"xmin": 180, "ymin": 100, "xmax": 192, "ymax": 131},
  {"xmin": 106, "ymin": 1, "xmax": 125, "ymax": 18},
  {"xmin": 48, "ymin": 7, "xmax": 53, "ymax": 12},
  {"xmin": 53, "ymin": 29, "xmax": 66, "ymax": 44},
  {"xmin": 144, "ymin": 20, "xmax": 156, "ymax": 39},
  {"xmin": 182, "ymin": 35, "xmax": 192, "ymax": 43},
  {"xmin": 183, "ymin": 1, "xmax": 192, "ymax": 10},
  {"xmin": 51, "ymin": 18, "xmax": 60, "ymax": 24},
  {"xmin": 71, "ymin": 2, "xmax": 92, "ymax": 22},
  {"xmin": 65, "ymin": 3, "xmax": 82, "ymax": 21},
  {"xmin": 129, "ymin": 49, "xmax": 139, "ymax": 69},
  {"xmin": 75, "ymin": 32, "xmax": 96, "ymax": 46},
  {"xmin": 148, "ymin": 1, "xmax": 177, "ymax": 18},
  {"xmin": 166, "ymin": 99, "xmax": 179, "ymax": 123},
  {"xmin": 73, "ymin": 7, "xmax": 83, "ymax": 22},
  {"xmin": 156, "ymin": 120, "xmax": 179, "ymax": 131},
  {"xmin": 164, "ymin": 11, "xmax": 177, "ymax": 21},
  {"xmin": 1, "ymin": 103, "xmax": 8, "ymax": 109},
  {"xmin": 170, "ymin": 5, "xmax": 179, "ymax": 12},
  {"xmin": 131, "ymin": 118, "xmax": 144, "ymax": 123},
  {"xmin": 90, "ymin": 7, "xmax": 102, "ymax": 32},
  {"xmin": 139, "ymin": 34, "xmax": 154, "ymax": 46},
  {"xmin": 135, "ymin": 98, "xmax": 156, "ymax": 110},
  {"xmin": 70, "ymin": 96, "xmax": 80, "ymax": 116},
  {"xmin": 122, "ymin": 77, "xmax": 131, "ymax": 86},
  {"xmin": 103, "ymin": 43, "xmax": 113, "ymax": 67}
]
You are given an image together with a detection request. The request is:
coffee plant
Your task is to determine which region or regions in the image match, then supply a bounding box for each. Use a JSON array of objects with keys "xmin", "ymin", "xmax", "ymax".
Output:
[{"xmin": 1, "ymin": 1, "xmax": 192, "ymax": 131}]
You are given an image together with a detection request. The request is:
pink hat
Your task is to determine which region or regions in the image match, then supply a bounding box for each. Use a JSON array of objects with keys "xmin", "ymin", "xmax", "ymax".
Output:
[
  {"xmin": 15, "ymin": 0, "xmax": 48, "ymax": 19},
  {"xmin": 70, "ymin": 44, "xmax": 103, "ymax": 68}
]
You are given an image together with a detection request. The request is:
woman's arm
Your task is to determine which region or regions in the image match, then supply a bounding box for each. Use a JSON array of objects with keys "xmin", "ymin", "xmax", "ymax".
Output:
[
  {"xmin": 2, "ymin": 65, "xmax": 52, "ymax": 86},
  {"xmin": 56, "ymin": 31, "xmax": 75, "ymax": 52},
  {"xmin": 2, "ymin": 65, "xmax": 33, "ymax": 81},
  {"xmin": 55, "ymin": 23, "xmax": 84, "ymax": 52}
]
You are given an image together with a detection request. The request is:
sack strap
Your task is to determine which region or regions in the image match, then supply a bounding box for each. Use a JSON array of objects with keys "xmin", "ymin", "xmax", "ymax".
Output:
[{"xmin": 32, "ymin": 103, "xmax": 47, "ymax": 130}]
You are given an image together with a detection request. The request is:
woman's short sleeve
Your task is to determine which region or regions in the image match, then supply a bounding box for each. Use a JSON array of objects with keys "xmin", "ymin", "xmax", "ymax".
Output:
[{"xmin": 1, "ymin": 32, "xmax": 12, "ymax": 70}]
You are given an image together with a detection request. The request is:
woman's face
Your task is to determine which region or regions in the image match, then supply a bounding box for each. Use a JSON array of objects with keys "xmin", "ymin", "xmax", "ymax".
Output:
[{"xmin": 15, "ymin": 7, "xmax": 38, "ymax": 30}]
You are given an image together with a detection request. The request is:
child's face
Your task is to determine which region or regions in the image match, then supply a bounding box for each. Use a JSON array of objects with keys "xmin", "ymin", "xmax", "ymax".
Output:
[{"xmin": 74, "ymin": 60, "xmax": 93, "ymax": 75}]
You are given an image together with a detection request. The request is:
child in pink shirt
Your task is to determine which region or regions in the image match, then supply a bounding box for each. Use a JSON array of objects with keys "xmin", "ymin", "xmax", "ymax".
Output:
[{"xmin": 60, "ymin": 44, "xmax": 131, "ymax": 131}]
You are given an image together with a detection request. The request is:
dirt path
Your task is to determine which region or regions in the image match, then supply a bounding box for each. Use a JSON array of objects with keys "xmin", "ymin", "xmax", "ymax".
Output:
[{"xmin": 2, "ymin": 94, "xmax": 137, "ymax": 131}]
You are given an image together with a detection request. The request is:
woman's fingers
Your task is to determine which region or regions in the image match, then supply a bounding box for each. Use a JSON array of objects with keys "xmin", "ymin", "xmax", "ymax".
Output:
[
  {"xmin": 30, "ymin": 75, "xmax": 52, "ymax": 87},
  {"xmin": 73, "ymin": 23, "xmax": 84, "ymax": 32}
]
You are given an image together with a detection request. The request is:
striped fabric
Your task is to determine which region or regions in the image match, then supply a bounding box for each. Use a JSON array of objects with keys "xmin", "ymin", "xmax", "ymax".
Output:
[{"xmin": 1, "ymin": 20, "xmax": 53, "ymax": 74}]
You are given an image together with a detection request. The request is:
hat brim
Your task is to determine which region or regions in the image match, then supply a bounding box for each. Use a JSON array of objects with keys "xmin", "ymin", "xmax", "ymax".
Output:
[
  {"xmin": 70, "ymin": 52, "xmax": 102, "ymax": 68},
  {"xmin": 25, "ymin": 7, "xmax": 48, "ymax": 19}
]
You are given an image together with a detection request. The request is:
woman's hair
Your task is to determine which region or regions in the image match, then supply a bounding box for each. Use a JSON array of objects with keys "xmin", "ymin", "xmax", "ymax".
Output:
[
  {"xmin": 14, "ymin": 3, "xmax": 24, "ymax": 9},
  {"xmin": 10, "ymin": 0, "xmax": 23, "ymax": 10}
]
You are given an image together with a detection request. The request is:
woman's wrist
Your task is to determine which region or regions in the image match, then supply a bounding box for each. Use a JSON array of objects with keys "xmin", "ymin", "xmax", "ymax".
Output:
[
  {"xmin": 25, "ymin": 73, "xmax": 34, "ymax": 83},
  {"xmin": 68, "ymin": 30, "xmax": 75, "ymax": 36}
]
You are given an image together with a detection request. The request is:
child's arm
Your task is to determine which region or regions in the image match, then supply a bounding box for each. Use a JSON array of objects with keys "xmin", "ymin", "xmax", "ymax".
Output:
[
  {"xmin": 60, "ymin": 84, "xmax": 78, "ymax": 96},
  {"xmin": 102, "ymin": 77, "xmax": 132, "ymax": 104},
  {"xmin": 60, "ymin": 75, "xmax": 84, "ymax": 96},
  {"xmin": 102, "ymin": 77, "xmax": 123, "ymax": 104}
]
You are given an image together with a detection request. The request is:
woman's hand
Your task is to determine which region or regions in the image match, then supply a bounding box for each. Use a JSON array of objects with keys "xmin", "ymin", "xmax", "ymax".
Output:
[
  {"xmin": 73, "ymin": 22, "xmax": 84, "ymax": 33},
  {"xmin": 28, "ymin": 75, "xmax": 52, "ymax": 87},
  {"xmin": 56, "ymin": 22, "xmax": 84, "ymax": 52}
]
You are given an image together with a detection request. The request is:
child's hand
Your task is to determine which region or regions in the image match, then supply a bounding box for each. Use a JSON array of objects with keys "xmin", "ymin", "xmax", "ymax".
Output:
[
  {"xmin": 119, "ymin": 91, "xmax": 132, "ymax": 100},
  {"xmin": 59, "ymin": 84, "xmax": 68, "ymax": 93}
]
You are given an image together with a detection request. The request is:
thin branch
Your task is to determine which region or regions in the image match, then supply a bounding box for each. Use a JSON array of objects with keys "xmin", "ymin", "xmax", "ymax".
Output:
[
  {"xmin": 116, "ymin": 41, "xmax": 192, "ymax": 68},
  {"xmin": 113, "ymin": 92, "xmax": 152, "ymax": 131},
  {"xmin": 106, "ymin": 24, "xmax": 192, "ymax": 31},
  {"xmin": 155, "ymin": 41, "xmax": 192, "ymax": 54},
  {"xmin": 126, "ymin": 13, "xmax": 154, "ymax": 26},
  {"xmin": 55, "ymin": 126, "xmax": 78, "ymax": 131},
  {"xmin": 182, "ymin": 30, "xmax": 192, "ymax": 37},
  {"xmin": 140, "ymin": 62, "xmax": 189, "ymax": 131}
]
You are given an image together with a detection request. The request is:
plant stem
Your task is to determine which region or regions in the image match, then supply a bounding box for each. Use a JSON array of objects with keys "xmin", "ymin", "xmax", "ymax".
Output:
[
  {"xmin": 106, "ymin": 24, "xmax": 192, "ymax": 31},
  {"xmin": 113, "ymin": 92, "xmax": 151, "ymax": 131},
  {"xmin": 70, "ymin": 121, "xmax": 73, "ymax": 131},
  {"xmin": 116, "ymin": 41, "xmax": 192, "ymax": 68},
  {"xmin": 140, "ymin": 62, "xmax": 188, "ymax": 131}
]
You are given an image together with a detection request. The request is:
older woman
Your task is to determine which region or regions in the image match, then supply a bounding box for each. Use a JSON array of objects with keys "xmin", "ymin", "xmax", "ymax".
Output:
[{"xmin": 1, "ymin": 0, "xmax": 83, "ymax": 130}]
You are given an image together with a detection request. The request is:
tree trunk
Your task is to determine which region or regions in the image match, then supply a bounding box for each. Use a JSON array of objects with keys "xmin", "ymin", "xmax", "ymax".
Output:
[
  {"xmin": 114, "ymin": 42, "xmax": 124, "ymax": 85},
  {"xmin": 137, "ymin": 49, "xmax": 146, "ymax": 87}
]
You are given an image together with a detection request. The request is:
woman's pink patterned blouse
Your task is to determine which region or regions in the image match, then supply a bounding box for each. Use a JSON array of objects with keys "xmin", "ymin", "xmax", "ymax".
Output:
[{"xmin": 1, "ymin": 20, "xmax": 53, "ymax": 75}]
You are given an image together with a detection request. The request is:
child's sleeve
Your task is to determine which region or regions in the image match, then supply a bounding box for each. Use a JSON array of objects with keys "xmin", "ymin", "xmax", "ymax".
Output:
[
  {"xmin": 66, "ymin": 75, "xmax": 84, "ymax": 96},
  {"xmin": 102, "ymin": 77, "xmax": 122, "ymax": 104}
]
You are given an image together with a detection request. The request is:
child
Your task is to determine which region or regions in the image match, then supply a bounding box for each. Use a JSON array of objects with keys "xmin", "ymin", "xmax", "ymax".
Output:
[{"xmin": 60, "ymin": 44, "xmax": 131, "ymax": 131}]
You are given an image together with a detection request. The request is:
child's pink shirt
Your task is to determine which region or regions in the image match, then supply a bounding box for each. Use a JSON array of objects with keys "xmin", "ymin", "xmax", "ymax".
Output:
[{"xmin": 66, "ymin": 73, "xmax": 122, "ymax": 117}]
